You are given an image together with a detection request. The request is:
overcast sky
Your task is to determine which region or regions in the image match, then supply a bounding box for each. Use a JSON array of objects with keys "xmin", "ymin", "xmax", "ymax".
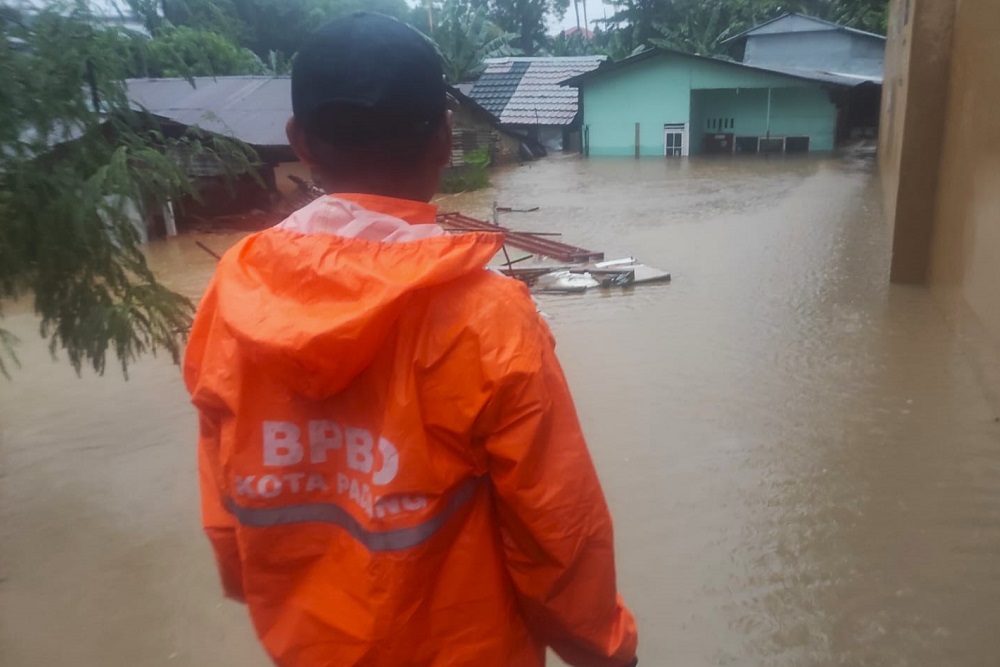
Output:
[
  {"xmin": 552, "ymin": 0, "xmax": 608, "ymax": 32},
  {"xmin": 406, "ymin": 1, "xmax": 611, "ymax": 34}
]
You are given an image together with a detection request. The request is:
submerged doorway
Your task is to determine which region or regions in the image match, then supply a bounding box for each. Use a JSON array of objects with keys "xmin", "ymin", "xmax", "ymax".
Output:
[{"xmin": 664, "ymin": 123, "xmax": 689, "ymax": 157}]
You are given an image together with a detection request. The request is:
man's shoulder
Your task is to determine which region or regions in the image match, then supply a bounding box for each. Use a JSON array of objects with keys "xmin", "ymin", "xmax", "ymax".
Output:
[
  {"xmin": 431, "ymin": 268, "xmax": 540, "ymax": 324},
  {"xmin": 416, "ymin": 269, "xmax": 550, "ymax": 378}
]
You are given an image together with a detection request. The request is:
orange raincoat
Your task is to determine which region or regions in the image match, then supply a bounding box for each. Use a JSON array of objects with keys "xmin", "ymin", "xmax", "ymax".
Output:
[{"xmin": 184, "ymin": 194, "xmax": 638, "ymax": 667}]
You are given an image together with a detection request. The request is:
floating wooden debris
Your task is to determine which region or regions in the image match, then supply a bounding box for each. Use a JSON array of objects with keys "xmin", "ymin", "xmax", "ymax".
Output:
[
  {"xmin": 437, "ymin": 212, "xmax": 604, "ymax": 263},
  {"xmin": 495, "ymin": 206, "xmax": 541, "ymax": 213}
]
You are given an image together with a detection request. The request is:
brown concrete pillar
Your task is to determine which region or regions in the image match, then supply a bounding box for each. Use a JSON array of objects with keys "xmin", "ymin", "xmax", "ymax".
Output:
[{"xmin": 882, "ymin": 0, "xmax": 957, "ymax": 284}]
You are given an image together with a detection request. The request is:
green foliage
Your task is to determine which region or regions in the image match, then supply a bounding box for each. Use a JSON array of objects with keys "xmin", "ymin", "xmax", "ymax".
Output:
[
  {"xmin": 464, "ymin": 145, "xmax": 492, "ymax": 169},
  {"xmin": 548, "ymin": 30, "xmax": 600, "ymax": 56},
  {"xmin": 440, "ymin": 147, "xmax": 492, "ymax": 193},
  {"xmin": 599, "ymin": 0, "xmax": 665, "ymax": 54},
  {"xmin": 159, "ymin": 0, "xmax": 410, "ymax": 61},
  {"xmin": 431, "ymin": 0, "xmax": 517, "ymax": 83},
  {"xmin": 651, "ymin": 0, "xmax": 773, "ymax": 57},
  {"xmin": 828, "ymin": 0, "xmax": 888, "ymax": 34},
  {"xmin": 601, "ymin": 0, "xmax": 888, "ymax": 58},
  {"xmin": 131, "ymin": 25, "xmax": 266, "ymax": 77},
  {"xmin": 590, "ymin": 26, "xmax": 642, "ymax": 61},
  {"xmin": 471, "ymin": 0, "xmax": 571, "ymax": 56},
  {"xmin": 439, "ymin": 164, "xmax": 491, "ymax": 193},
  {"xmin": 0, "ymin": 4, "xmax": 258, "ymax": 377},
  {"xmin": 156, "ymin": 0, "xmax": 244, "ymax": 40}
]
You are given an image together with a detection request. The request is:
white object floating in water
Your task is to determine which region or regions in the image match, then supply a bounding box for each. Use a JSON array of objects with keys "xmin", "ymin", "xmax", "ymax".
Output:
[
  {"xmin": 631, "ymin": 264, "xmax": 672, "ymax": 285},
  {"xmin": 535, "ymin": 270, "xmax": 600, "ymax": 292},
  {"xmin": 594, "ymin": 257, "xmax": 637, "ymax": 268}
]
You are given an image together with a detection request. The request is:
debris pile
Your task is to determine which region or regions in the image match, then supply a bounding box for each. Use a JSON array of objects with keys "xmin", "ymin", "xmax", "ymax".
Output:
[{"xmin": 437, "ymin": 204, "xmax": 671, "ymax": 295}]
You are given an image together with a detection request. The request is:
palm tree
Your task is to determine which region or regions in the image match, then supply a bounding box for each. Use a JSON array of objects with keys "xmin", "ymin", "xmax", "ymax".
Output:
[{"xmin": 432, "ymin": 0, "xmax": 516, "ymax": 83}]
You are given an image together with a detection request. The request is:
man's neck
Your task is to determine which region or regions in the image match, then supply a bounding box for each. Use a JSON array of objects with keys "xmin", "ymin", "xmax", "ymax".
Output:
[{"xmin": 319, "ymin": 178, "xmax": 431, "ymax": 204}]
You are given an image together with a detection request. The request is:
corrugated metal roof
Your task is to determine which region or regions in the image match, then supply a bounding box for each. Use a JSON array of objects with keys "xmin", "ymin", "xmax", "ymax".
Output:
[
  {"xmin": 752, "ymin": 65, "xmax": 882, "ymax": 86},
  {"xmin": 127, "ymin": 77, "xmax": 528, "ymax": 152},
  {"xmin": 470, "ymin": 57, "xmax": 605, "ymax": 126},
  {"xmin": 127, "ymin": 77, "xmax": 292, "ymax": 147},
  {"xmin": 722, "ymin": 12, "xmax": 886, "ymax": 45}
]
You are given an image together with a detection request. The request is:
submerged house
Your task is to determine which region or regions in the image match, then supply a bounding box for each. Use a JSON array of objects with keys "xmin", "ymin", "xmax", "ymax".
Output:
[
  {"xmin": 565, "ymin": 14, "xmax": 884, "ymax": 158},
  {"xmin": 447, "ymin": 86, "xmax": 536, "ymax": 167},
  {"xmin": 125, "ymin": 76, "xmax": 527, "ymax": 230},
  {"xmin": 470, "ymin": 56, "xmax": 605, "ymax": 153},
  {"xmin": 724, "ymin": 12, "xmax": 885, "ymax": 138},
  {"xmin": 127, "ymin": 77, "xmax": 295, "ymax": 226}
]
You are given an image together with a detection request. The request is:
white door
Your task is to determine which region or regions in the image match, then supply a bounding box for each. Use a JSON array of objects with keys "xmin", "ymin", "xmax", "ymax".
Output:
[{"xmin": 664, "ymin": 123, "xmax": 689, "ymax": 157}]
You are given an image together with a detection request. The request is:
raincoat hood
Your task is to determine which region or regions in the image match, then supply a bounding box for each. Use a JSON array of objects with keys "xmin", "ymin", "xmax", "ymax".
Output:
[{"xmin": 211, "ymin": 194, "xmax": 503, "ymax": 399}]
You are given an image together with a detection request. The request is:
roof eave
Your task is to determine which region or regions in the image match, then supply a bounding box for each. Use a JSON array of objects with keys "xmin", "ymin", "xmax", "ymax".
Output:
[
  {"xmin": 560, "ymin": 48, "xmax": 868, "ymax": 89},
  {"xmin": 719, "ymin": 12, "xmax": 886, "ymax": 45}
]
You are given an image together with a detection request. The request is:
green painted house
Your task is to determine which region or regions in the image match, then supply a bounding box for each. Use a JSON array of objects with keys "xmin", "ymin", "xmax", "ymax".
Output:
[{"xmin": 564, "ymin": 48, "xmax": 873, "ymax": 158}]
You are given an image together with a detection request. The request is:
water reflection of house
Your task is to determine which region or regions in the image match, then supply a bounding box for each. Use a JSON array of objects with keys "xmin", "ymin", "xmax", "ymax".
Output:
[
  {"xmin": 470, "ymin": 56, "xmax": 606, "ymax": 154},
  {"xmin": 125, "ymin": 76, "xmax": 530, "ymax": 232},
  {"xmin": 565, "ymin": 14, "xmax": 884, "ymax": 158}
]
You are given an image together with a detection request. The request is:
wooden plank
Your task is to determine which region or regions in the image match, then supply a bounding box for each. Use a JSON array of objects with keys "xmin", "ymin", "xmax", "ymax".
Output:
[{"xmin": 437, "ymin": 212, "xmax": 604, "ymax": 263}]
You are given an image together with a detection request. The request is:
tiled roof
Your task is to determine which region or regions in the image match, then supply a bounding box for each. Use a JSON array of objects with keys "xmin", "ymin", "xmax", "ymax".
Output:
[
  {"xmin": 470, "ymin": 61, "xmax": 529, "ymax": 117},
  {"xmin": 470, "ymin": 56, "xmax": 605, "ymax": 126}
]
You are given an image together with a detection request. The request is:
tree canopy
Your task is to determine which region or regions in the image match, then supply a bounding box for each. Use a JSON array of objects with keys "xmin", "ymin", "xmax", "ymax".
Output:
[
  {"xmin": 429, "ymin": 0, "xmax": 517, "ymax": 83},
  {"xmin": 605, "ymin": 0, "xmax": 888, "ymax": 58},
  {"xmin": 471, "ymin": 0, "xmax": 570, "ymax": 56},
  {"xmin": 0, "ymin": 3, "xmax": 256, "ymax": 377},
  {"xmin": 156, "ymin": 0, "xmax": 410, "ymax": 60},
  {"xmin": 127, "ymin": 25, "xmax": 266, "ymax": 77}
]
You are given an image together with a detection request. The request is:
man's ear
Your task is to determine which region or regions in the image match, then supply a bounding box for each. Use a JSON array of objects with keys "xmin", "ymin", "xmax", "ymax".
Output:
[
  {"xmin": 286, "ymin": 116, "xmax": 316, "ymax": 167},
  {"xmin": 431, "ymin": 110, "xmax": 454, "ymax": 168}
]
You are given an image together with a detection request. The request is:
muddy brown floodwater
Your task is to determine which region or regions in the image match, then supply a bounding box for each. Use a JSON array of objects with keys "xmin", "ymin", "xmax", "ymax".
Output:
[{"xmin": 3, "ymin": 154, "xmax": 1000, "ymax": 667}]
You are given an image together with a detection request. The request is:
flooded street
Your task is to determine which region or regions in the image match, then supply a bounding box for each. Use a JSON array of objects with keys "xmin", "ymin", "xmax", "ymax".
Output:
[{"xmin": 3, "ymin": 154, "xmax": 1000, "ymax": 666}]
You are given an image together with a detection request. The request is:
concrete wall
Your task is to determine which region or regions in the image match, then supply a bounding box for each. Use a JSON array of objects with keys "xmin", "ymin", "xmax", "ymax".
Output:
[
  {"xmin": 745, "ymin": 31, "xmax": 885, "ymax": 77},
  {"xmin": 581, "ymin": 52, "xmax": 836, "ymax": 157},
  {"xmin": 582, "ymin": 57, "xmax": 695, "ymax": 157},
  {"xmin": 881, "ymin": 0, "xmax": 956, "ymax": 284},
  {"xmin": 691, "ymin": 87, "xmax": 837, "ymax": 151},
  {"xmin": 927, "ymin": 1, "xmax": 1000, "ymax": 344},
  {"xmin": 882, "ymin": 0, "xmax": 1000, "ymax": 348}
]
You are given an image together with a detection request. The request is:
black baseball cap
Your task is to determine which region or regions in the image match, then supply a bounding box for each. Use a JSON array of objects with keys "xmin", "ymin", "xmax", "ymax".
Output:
[{"xmin": 292, "ymin": 13, "xmax": 447, "ymax": 145}]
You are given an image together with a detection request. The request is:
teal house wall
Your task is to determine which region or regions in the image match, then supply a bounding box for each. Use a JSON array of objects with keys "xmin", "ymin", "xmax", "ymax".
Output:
[{"xmin": 578, "ymin": 52, "xmax": 839, "ymax": 157}]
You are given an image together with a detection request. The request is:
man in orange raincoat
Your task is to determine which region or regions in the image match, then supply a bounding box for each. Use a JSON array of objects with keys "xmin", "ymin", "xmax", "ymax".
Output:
[{"xmin": 184, "ymin": 12, "xmax": 638, "ymax": 667}]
